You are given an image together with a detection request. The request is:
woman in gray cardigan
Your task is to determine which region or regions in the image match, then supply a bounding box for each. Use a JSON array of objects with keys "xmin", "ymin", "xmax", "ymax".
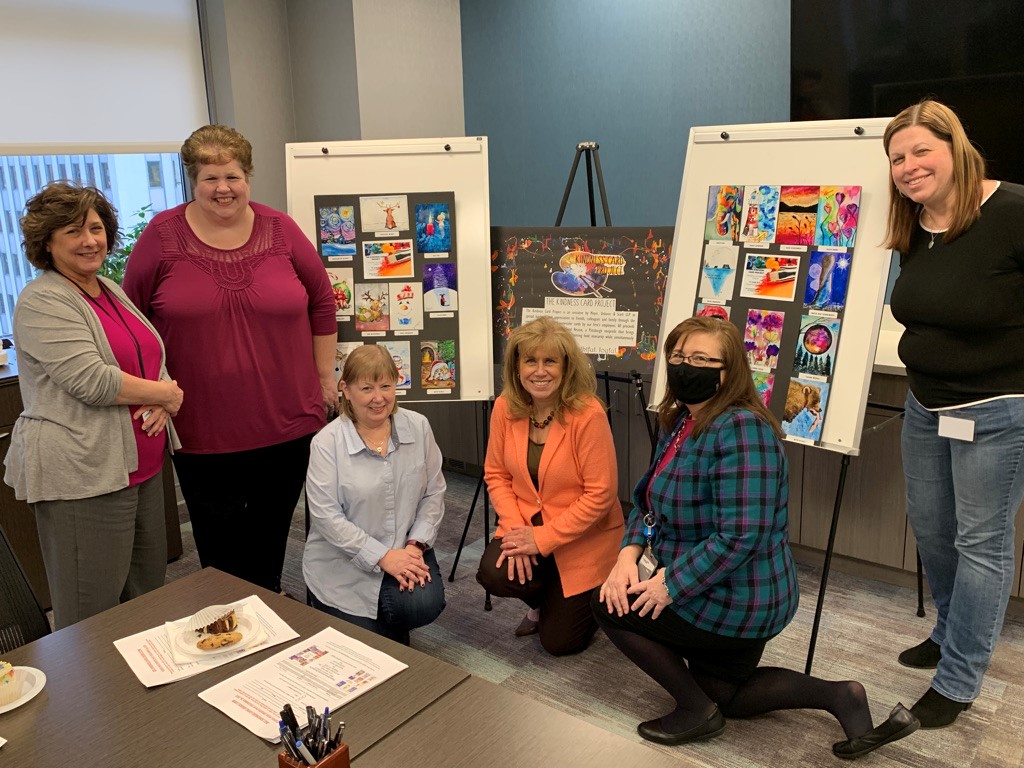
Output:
[{"xmin": 4, "ymin": 183, "xmax": 183, "ymax": 629}]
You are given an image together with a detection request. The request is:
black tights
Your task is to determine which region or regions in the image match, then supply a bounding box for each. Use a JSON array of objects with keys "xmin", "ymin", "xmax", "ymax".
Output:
[{"xmin": 601, "ymin": 623, "xmax": 873, "ymax": 738}]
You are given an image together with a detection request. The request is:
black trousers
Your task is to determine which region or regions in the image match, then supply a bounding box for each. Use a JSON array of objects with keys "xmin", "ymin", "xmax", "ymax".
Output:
[{"xmin": 173, "ymin": 433, "xmax": 314, "ymax": 593}]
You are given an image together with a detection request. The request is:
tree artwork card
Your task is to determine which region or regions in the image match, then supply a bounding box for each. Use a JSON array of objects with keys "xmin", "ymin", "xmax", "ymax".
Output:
[
  {"xmin": 775, "ymin": 185, "xmax": 819, "ymax": 246},
  {"xmin": 803, "ymin": 250, "xmax": 853, "ymax": 313},
  {"xmin": 698, "ymin": 241, "xmax": 739, "ymax": 300},
  {"xmin": 415, "ymin": 202, "xmax": 451, "ymax": 255},
  {"xmin": 388, "ymin": 282, "xmax": 424, "ymax": 331},
  {"xmin": 739, "ymin": 185, "xmax": 780, "ymax": 244},
  {"xmin": 420, "ymin": 340, "xmax": 456, "ymax": 389},
  {"xmin": 695, "ymin": 303, "xmax": 731, "ymax": 321},
  {"xmin": 782, "ymin": 377, "xmax": 831, "ymax": 443},
  {"xmin": 325, "ymin": 268, "xmax": 355, "ymax": 318},
  {"xmin": 815, "ymin": 186, "xmax": 861, "ymax": 247},
  {"xmin": 792, "ymin": 315, "xmax": 841, "ymax": 380},
  {"xmin": 363, "ymin": 240, "xmax": 414, "ymax": 279},
  {"xmin": 704, "ymin": 185, "xmax": 744, "ymax": 241},
  {"xmin": 423, "ymin": 262, "xmax": 458, "ymax": 311},
  {"xmin": 359, "ymin": 195, "xmax": 409, "ymax": 234},
  {"xmin": 318, "ymin": 204, "xmax": 357, "ymax": 256},
  {"xmin": 354, "ymin": 283, "xmax": 390, "ymax": 332},
  {"xmin": 381, "ymin": 340, "xmax": 412, "ymax": 388},
  {"xmin": 743, "ymin": 308, "xmax": 785, "ymax": 371},
  {"xmin": 739, "ymin": 254, "xmax": 800, "ymax": 302}
]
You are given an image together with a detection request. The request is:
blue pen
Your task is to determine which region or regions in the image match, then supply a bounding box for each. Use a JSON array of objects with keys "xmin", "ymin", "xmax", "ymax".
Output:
[
  {"xmin": 322, "ymin": 707, "xmax": 330, "ymax": 743},
  {"xmin": 279, "ymin": 721, "xmax": 301, "ymax": 761},
  {"xmin": 295, "ymin": 739, "xmax": 317, "ymax": 766}
]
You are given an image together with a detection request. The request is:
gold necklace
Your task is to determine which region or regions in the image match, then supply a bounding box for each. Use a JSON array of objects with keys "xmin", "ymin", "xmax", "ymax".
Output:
[{"xmin": 357, "ymin": 423, "xmax": 390, "ymax": 455}]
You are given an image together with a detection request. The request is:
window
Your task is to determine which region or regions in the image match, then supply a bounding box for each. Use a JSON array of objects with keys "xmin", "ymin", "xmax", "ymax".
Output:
[{"xmin": 147, "ymin": 160, "xmax": 163, "ymax": 187}]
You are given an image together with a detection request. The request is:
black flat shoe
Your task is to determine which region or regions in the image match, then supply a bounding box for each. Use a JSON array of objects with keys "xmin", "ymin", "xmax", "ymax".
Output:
[
  {"xmin": 637, "ymin": 707, "xmax": 726, "ymax": 745},
  {"xmin": 898, "ymin": 637, "xmax": 941, "ymax": 669},
  {"xmin": 910, "ymin": 687, "xmax": 972, "ymax": 729},
  {"xmin": 513, "ymin": 614, "xmax": 539, "ymax": 637},
  {"xmin": 832, "ymin": 703, "xmax": 920, "ymax": 760}
]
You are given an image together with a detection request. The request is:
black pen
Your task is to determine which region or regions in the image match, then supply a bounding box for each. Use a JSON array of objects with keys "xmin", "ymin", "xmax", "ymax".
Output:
[
  {"xmin": 279, "ymin": 721, "xmax": 301, "ymax": 761},
  {"xmin": 282, "ymin": 704, "xmax": 301, "ymax": 739},
  {"xmin": 332, "ymin": 720, "xmax": 346, "ymax": 749}
]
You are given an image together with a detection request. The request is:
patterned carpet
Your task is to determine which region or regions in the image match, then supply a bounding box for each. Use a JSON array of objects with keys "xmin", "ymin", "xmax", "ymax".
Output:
[{"xmin": 168, "ymin": 470, "xmax": 1024, "ymax": 767}]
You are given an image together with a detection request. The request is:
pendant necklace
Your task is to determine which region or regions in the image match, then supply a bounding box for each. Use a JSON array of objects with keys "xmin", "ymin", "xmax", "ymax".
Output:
[
  {"xmin": 929, "ymin": 231, "xmax": 937, "ymax": 249},
  {"xmin": 358, "ymin": 423, "xmax": 390, "ymax": 455},
  {"xmin": 529, "ymin": 412, "xmax": 554, "ymax": 429}
]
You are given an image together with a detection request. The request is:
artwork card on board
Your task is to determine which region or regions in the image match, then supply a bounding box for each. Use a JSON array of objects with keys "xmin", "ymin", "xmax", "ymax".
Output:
[
  {"xmin": 423, "ymin": 262, "xmax": 459, "ymax": 311},
  {"xmin": 782, "ymin": 378, "xmax": 831, "ymax": 443},
  {"xmin": 415, "ymin": 202, "xmax": 451, "ymax": 255},
  {"xmin": 695, "ymin": 303, "xmax": 731, "ymax": 321},
  {"xmin": 333, "ymin": 341, "xmax": 363, "ymax": 384},
  {"xmin": 752, "ymin": 371, "xmax": 776, "ymax": 409},
  {"xmin": 699, "ymin": 241, "xmax": 739, "ymax": 300},
  {"xmin": 325, "ymin": 268, "xmax": 355, "ymax": 318},
  {"xmin": 359, "ymin": 195, "xmax": 409, "ymax": 234},
  {"xmin": 775, "ymin": 185, "xmax": 819, "ymax": 246},
  {"xmin": 354, "ymin": 283, "xmax": 390, "ymax": 332},
  {"xmin": 803, "ymin": 250, "xmax": 853, "ymax": 312},
  {"xmin": 704, "ymin": 185, "xmax": 744, "ymax": 241},
  {"xmin": 420, "ymin": 340, "xmax": 456, "ymax": 389},
  {"xmin": 743, "ymin": 308, "xmax": 785, "ymax": 371},
  {"xmin": 389, "ymin": 281, "xmax": 423, "ymax": 331},
  {"xmin": 815, "ymin": 186, "xmax": 861, "ymax": 247},
  {"xmin": 739, "ymin": 254, "xmax": 800, "ymax": 302},
  {"xmin": 317, "ymin": 204, "xmax": 357, "ymax": 256},
  {"xmin": 793, "ymin": 315, "xmax": 841, "ymax": 378},
  {"xmin": 362, "ymin": 240, "xmax": 414, "ymax": 279},
  {"xmin": 739, "ymin": 185, "xmax": 780, "ymax": 244},
  {"xmin": 381, "ymin": 341, "xmax": 412, "ymax": 388}
]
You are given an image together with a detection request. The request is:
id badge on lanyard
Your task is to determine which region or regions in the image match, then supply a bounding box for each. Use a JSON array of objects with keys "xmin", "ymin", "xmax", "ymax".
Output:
[{"xmin": 638, "ymin": 511, "xmax": 659, "ymax": 581}]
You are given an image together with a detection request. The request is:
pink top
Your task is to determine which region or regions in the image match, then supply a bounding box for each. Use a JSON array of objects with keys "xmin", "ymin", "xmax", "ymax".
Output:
[
  {"xmin": 646, "ymin": 414, "xmax": 696, "ymax": 512},
  {"xmin": 123, "ymin": 202, "xmax": 336, "ymax": 453},
  {"xmin": 84, "ymin": 287, "xmax": 166, "ymax": 485}
]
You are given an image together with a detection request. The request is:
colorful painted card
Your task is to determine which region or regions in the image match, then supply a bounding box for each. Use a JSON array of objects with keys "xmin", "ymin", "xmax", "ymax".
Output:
[
  {"xmin": 775, "ymin": 185, "xmax": 819, "ymax": 246},
  {"xmin": 318, "ymin": 205, "xmax": 357, "ymax": 256},
  {"xmin": 815, "ymin": 186, "xmax": 861, "ymax": 247},
  {"xmin": 423, "ymin": 263, "xmax": 458, "ymax": 311},
  {"xmin": 389, "ymin": 281, "xmax": 423, "ymax": 331},
  {"xmin": 752, "ymin": 371, "xmax": 776, "ymax": 409},
  {"xmin": 782, "ymin": 378, "xmax": 831, "ymax": 442},
  {"xmin": 793, "ymin": 315, "xmax": 841, "ymax": 378},
  {"xmin": 381, "ymin": 341, "xmax": 412, "ymax": 388},
  {"xmin": 695, "ymin": 303, "xmax": 731, "ymax": 321},
  {"xmin": 698, "ymin": 241, "xmax": 739, "ymax": 299},
  {"xmin": 740, "ymin": 254, "xmax": 800, "ymax": 302},
  {"xmin": 743, "ymin": 308, "xmax": 785, "ymax": 371},
  {"xmin": 362, "ymin": 240, "xmax": 414, "ymax": 279},
  {"xmin": 354, "ymin": 283, "xmax": 390, "ymax": 332},
  {"xmin": 415, "ymin": 202, "xmax": 451, "ymax": 254},
  {"xmin": 704, "ymin": 185, "xmax": 744, "ymax": 241},
  {"xmin": 739, "ymin": 185, "xmax": 780, "ymax": 244},
  {"xmin": 359, "ymin": 195, "xmax": 409, "ymax": 233},
  {"xmin": 325, "ymin": 268, "xmax": 354, "ymax": 317},
  {"xmin": 420, "ymin": 340, "xmax": 456, "ymax": 389},
  {"xmin": 803, "ymin": 250, "xmax": 853, "ymax": 312}
]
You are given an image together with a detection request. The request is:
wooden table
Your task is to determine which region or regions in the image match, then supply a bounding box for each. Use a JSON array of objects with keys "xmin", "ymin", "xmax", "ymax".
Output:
[{"xmin": 0, "ymin": 568, "xmax": 468, "ymax": 765}]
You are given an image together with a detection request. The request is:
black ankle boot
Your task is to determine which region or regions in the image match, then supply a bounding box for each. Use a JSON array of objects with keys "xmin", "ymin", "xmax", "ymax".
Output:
[
  {"xmin": 898, "ymin": 638, "xmax": 941, "ymax": 669},
  {"xmin": 910, "ymin": 687, "xmax": 972, "ymax": 729}
]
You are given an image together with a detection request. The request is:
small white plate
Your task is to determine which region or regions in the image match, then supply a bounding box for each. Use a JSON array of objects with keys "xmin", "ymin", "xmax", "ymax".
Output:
[
  {"xmin": 0, "ymin": 667, "xmax": 46, "ymax": 715},
  {"xmin": 174, "ymin": 613, "xmax": 260, "ymax": 659}
]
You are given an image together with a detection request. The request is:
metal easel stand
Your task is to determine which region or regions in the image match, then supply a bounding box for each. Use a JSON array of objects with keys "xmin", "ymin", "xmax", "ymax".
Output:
[
  {"xmin": 804, "ymin": 404, "xmax": 910, "ymax": 674},
  {"xmin": 448, "ymin": 399, "xmax": 494, "ymax": 610},
  {"xmin": 555, "ymin": 141, "xmax": 612, "ymax": 227}
]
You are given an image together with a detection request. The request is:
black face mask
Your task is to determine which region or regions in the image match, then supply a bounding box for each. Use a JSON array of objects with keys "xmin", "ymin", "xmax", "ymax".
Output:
[{"xmin": 666, "ymin": 361, "xmax": 720, "ymax": 405}]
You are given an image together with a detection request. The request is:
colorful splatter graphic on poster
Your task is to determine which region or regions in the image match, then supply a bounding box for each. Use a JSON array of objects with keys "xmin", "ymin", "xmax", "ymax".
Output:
[
  {"xmin": 388, "ymin": 281, "xmax": 423, "ymax": 331},
  {"xmin": 739, "ymin": 185, "xmax": 780, "ymax": 244},
  {"xmin": 325, "ymin": 268, "xmax": 354, "ymax": 317},
  {"xmin": 423, "ymin": 262, "xmax": 458, "ymax": 311},
  {"xmin": 782, "ymin": 378, "xmax": 830, "ymax": 442},
  {"xmin": 804, "ymin": 250, "xmax": 853, "ymax": 312},
  {"xmin": 420, "ymin": 340, "xmax": 456, "ymax": 389},
  {"xmin": 354, "ymin": 283, "xmax": 390, "ymax": 332},
  {"xmin": 695, "ymin": 303, "xmax": 731, "ymax": 321},
  {"xmin": 815, "ymin": 186, "xmax": 861, "ymax": 247},
  {"xmin": 793, "ymin": 315, "xmax": 841, "ymax": 377},
  {"xmin": 318, "ymin": 205, "xmax": 357, "ymax": 256},
  {"xmin": 363, "ymin": 240, "xmax": 414, "ymax": 279},
  {"xmin": 699, "ymin": 241, "xmax": 739, "ymax": 299},
  {"xmin": 415, "ymin": 202, "xmax": 451, "ymax": 254},
  {"xmin": 381, "ymin": 340, "xmax": 412, "ymax": 388},
  {"xmin": 775, "ymin": 185, "xmax": 818, "ymax": 246},
  {"xmin": 704, "ymin": 185, "xmax": 744, "ymax": 241},
  {"xmin": 752, "ymin": 371, "xmax": 775, "ymax": 408},
  {"xmin": 359, "ymin": 195, "xmax": 409, "ymax": 233},
  {"xmin": 740, "ymin": 254, "xmax": 800, "ymax": 302},
  {"xmin": 743, "ymin": 308, "xmax": 785, "ymax": 371},
  {"xmin": 491, "ymin": 227, "xmax": 672, "ymax": 374}
]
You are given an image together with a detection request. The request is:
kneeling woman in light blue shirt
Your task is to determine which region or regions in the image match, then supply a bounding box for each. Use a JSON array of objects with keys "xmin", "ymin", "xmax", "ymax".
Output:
[{"xmin": 304, "ymin": 344, "xmax": 446, "ymax": 644}]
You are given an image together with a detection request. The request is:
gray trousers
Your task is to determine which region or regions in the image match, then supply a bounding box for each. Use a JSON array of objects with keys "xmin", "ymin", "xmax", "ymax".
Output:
[{"xmin": 31, "ymin": 473, "xmax": 166, "ymax": 629}]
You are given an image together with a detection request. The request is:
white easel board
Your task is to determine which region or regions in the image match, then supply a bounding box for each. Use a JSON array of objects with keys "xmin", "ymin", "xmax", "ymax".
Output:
[
  {"xmin": 656, "ymin": 118, "xmax": 894, "ymax": 455},
  {"xmin": 285, "ymin": 136, "xmax": 493, "ymax": 401}
]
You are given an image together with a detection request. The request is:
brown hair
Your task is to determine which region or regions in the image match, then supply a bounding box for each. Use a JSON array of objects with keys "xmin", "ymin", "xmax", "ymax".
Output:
[
  {"xmin": 657, "ymin": 316, "xmax": 782, "ymax": 439},
  {"xmin": 882, "ymin": 100, "xmax": 986, "ymax": 253},
  {"xmin": 180, "ymin": 124, "xmax": 254, "ymax": 186},
  {"xmin": 20, "ymin": 182, "xmax": 120, "ymax": 270},
  {"xmin": 501, "ymin": 316, "xmax": 598, "ymax": 420},
  {"xmin": 338, "ymin": 344, "xmax": 400, "ymax": 422}
]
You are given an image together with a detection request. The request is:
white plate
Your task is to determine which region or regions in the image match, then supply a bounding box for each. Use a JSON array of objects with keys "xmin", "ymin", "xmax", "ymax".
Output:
[
  {"xmin": 174, "ymin": 613, "xmax": 260, "ymax": 659},
  {"xmin": 0, "ymin": 667, "xmax": 46, "ymax": 715}
]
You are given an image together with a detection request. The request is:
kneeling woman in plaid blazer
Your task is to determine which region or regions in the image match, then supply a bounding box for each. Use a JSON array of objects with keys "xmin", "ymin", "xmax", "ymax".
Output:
[{"xmin": 593, "ymin": 316, "xmax": 918, "ymax": 760}]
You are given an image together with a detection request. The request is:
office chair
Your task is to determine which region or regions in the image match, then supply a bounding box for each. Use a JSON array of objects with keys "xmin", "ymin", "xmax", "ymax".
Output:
[{"xmin": 0, "ymin": 525, "xmax": 50, "ymax": 652}]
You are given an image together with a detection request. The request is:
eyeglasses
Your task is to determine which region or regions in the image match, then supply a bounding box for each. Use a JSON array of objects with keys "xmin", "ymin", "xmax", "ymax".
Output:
[{"xmin": 668, "ymin": 352, "xmax": 724, "ymax": 367}]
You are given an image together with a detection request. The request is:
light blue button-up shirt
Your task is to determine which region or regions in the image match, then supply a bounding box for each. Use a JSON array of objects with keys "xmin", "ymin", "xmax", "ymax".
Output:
[{"xmin": 302, "ymin": 408, "xmax": 446, "ymax": 619}]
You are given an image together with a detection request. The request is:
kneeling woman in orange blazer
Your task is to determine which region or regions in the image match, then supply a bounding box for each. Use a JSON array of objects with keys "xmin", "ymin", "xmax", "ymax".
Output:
[{"xmin": 477, "ymin": 316, "xmax": 624, "ymax": 655}]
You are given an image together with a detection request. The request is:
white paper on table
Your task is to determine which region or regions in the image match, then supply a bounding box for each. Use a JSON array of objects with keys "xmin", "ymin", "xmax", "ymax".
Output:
[
  {"xmin": 0, "ymin": 735, "xmax": 7, "ymax": 748},
  {"xmin": 198, "ymin": 626, "xmax": 409, "ymax": 741},
  {"xmin": 113, "ymin": 595, "xmax": 299, "ymax": 687}
]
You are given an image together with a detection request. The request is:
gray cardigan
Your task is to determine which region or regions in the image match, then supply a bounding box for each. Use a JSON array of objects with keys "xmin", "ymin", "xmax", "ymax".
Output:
[{"xmin": 4, "ymin": 270, "xmax": 181, "ymax": 503}]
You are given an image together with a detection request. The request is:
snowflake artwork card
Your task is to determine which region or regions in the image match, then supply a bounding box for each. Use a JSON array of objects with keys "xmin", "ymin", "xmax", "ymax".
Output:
[
  {"xmin": 423, "ymin": 262, "xmax": 459, "ymax": 311},
  {"xmin": 803, "ymin": 250, "xmax": 853, "ymax": 313},
  {"xmin": 415, "ymin": 202, "xmax": 451, "ymax": 255},
  {"xmin": 793, "ymin": 315, "xmax": 841, "ymax": 379},
  {"xmin": 359, "ymin": 195, "xmax": 409, "ymax": 234},
  {"xmin": 388, "ymin": 281, "xmax": 423, "ymax": 331},
  {"xmin": 782, "ymin": 377, "xmax": 831, "ymax": 443},
  {"xmin": 739, "ymin": 185, "xmax": 780, "ymax": 244},
  {"xmin": 704, "ymin": 185, "xmax": 744, "ymax": 241},
  {"xmin": 698, "ymin": 241, "xmax": 739, "ymax": 300},
  {"xmin": 318, "ymin": 204, "xmax": 357, "ymax": 256},
  {"xmin": 739, "ymin": 253, "xmax": 800, "ymax": 302},
  {"xmin": 775, "ymin": 185, "xmax": 819, "ymax": 246},
  {"xmin": 381, "ymin": 341, "xmax": 412, "ymax": 388},
  {"xmin": 325, "ymin": 268, "xmax": 355, "ymax": 318},
  {"xmin": 362, "ymin": 239, "xmax": 414, "ymax": 279},
  {"xmin": 420, "ymin": 340, "xmax": 456, "ymax": 389},
  {"xmin": 815, "ymin": 186, "xmax": 861, "ymax": 247},
  {"xmin": 743, "ymin": 308, "xmax": 785, "ymax": 371},
  {"xmin": 354, "ymin": 283, "xmax": 390, "ymax": 332}
]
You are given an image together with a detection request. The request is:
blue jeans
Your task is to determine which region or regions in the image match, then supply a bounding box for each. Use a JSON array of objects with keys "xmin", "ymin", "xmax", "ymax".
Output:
[
  {"xmin": 309, "ymin": 548, "xmax": 445, "ymax": 645},
  {"xmin": 902, "ymin": 391, "xmax": 1024, "ymax": 702}
]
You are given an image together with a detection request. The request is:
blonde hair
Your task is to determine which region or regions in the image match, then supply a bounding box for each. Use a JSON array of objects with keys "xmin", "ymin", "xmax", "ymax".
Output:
[
  {"xmin": 180, "ymin": 124, "xmax": 254, "ymax": 186},
  {"xmin": 882, "ymin": 100, "xmax": 986, "ymax": 253},
  {"xmin": 501, "ymin": 316, "xmax": 598, "ymax": 420},
  {"xmin": 338, "ymin": 344, "xmax": 400, "ymax": 422}
]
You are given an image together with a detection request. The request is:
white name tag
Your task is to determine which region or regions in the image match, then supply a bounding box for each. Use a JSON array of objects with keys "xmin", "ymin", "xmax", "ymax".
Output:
[
  {"xmin": 938, "ymin": 414, "xmax": 975, "ymax": 442},
  {"xmin": 638, "ymin": 547, "xmax": 658, "ymax": 581}
]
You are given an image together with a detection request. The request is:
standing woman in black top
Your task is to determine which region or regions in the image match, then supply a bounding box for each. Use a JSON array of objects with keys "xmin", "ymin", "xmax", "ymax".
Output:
[{"xmin": 885, "ymin": 99, "xmax": 1024, "ymax": 729}]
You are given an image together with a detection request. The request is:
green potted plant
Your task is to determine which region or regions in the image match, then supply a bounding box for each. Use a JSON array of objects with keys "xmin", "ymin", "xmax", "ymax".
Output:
[{"xmin": 100, "ymin": 204, "xmax": 152, "ymax": 284}]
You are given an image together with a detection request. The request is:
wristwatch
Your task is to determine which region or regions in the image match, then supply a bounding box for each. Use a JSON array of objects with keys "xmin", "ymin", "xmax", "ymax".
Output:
[{"xmin": 406, "ymin": 539, "xmax": 428, "ymax": 552}]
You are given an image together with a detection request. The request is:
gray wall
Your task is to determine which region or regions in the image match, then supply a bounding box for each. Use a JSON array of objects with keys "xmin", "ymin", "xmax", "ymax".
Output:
[{"xmin": 460, "ymin": 0, "xmax": 791, "ymax": 227}]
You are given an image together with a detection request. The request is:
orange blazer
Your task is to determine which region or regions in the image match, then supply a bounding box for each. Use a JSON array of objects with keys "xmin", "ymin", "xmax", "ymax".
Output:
[{"xmin": 485, "ymin": 394, "xmax": 624, "ymax": 597}]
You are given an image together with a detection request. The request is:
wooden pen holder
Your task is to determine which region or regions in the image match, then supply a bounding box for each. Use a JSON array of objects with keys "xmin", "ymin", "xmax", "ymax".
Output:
[{"xmin": 278, "ymin": 743, "xmax": 350, "ymax": 768}]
